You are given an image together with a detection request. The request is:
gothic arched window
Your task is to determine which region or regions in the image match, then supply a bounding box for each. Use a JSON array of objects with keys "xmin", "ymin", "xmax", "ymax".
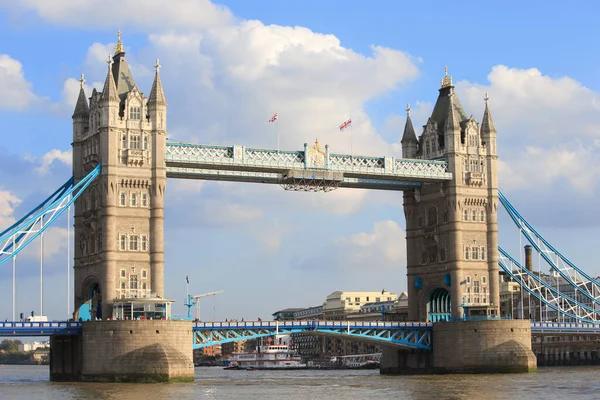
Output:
[{"xmin": 129, "ymin": 106, "xmax": 141, "ymax": 120}]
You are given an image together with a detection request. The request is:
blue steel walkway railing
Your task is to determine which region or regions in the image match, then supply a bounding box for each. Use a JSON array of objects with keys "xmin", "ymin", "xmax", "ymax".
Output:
[
  {"xmin": 0, "ymin": 321, "xmax": 82, "ymax": 336},
  {"xmin": 192, "ymin": 320, "xmax": 433, "ymax": 350}
]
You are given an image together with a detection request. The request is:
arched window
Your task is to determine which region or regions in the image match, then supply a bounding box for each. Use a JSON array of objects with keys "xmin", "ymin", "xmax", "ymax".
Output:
[
  {"xmin": 463, "ymin": 209, "xmax": 468, "ymax": 221},
  {"xmin": 472, "ymin": 210, "xmax": 477, "ymax": 221},
  {"xmin": 129, "ymin": 106, "xmax": 141, "ymax": 120},
  {"xmin": 143, "ymin": 136, "xmax": 149, "ymax": 150},
  {"xmin": 130, "ymin": 193, "xmax": 137, "ymax": 207}
]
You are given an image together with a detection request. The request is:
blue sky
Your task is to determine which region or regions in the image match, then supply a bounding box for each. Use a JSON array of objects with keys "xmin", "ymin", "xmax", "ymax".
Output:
[{"xmin": 0, "ymin": 0, "xmax": 599, "ymax": 321}]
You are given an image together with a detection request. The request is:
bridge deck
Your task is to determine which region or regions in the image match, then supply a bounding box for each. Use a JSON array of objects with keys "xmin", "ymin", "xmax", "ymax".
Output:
[{"xmin": 165, "ymin": 142, "xmax": 452, "ymax": 190}]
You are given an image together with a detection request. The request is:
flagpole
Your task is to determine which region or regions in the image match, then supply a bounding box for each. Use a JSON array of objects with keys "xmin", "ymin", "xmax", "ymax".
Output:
[
  {"xmin": 350, "ymin": 116, "xmax": 353, "ymax": 158},
  {"xmin": 277, "ymin": 113, "xmax": 280, "ymax": 152}
]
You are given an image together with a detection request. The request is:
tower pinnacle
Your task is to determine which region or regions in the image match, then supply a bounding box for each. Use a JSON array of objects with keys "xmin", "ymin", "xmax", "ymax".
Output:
[
  {"xmin": 101, "ymin": 54, "xmax": 118, "ymax": 102},
  {"xmin": 440, "ymin": 66, "xmax": 453, "ymax": 88},
  {"xmin": 148, "ymin": 58, "xmax": 167, "ymax": 106},
  {"xmin": 114, "ymin": 29, "xmax": 124, "ymax": 55},
  {"xmin": 79, "ymin": 73, "xmax": 86, "ymax": 89},
  {"xmin": 481, "ymin": 92, "xmax": 496, "ymax": 136}
]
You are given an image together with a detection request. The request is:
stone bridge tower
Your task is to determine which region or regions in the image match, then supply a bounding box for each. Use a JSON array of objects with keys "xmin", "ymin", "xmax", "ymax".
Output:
[
  {"xmin": 71, "ymin": 33, "xmax": 167, "ymax": 319},
  {"xmin": 401, "ymin": 68, "xmax": 499, "ymax": 321}
]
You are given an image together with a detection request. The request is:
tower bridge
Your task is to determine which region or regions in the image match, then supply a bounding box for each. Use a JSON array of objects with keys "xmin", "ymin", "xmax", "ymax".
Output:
[{"xmin": 4, "ymin": 33, "xmax": 600, "ymax": 381}]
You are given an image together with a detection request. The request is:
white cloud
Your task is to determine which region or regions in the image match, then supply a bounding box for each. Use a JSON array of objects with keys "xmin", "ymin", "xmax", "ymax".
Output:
[
  {"xmin": 9, "ymin": 0, "xmax": 233, "ymax": 30},
  {"xmin": 0, "ymin": 189, "xmax": 21, "ymax": 229},
  {"xmin": 0, "ymin": 54, "xmax": 40, "ymax": 110},
  {"xmin": 32, "ymin": 149, "xmax": 72, "ymax": 175},
  {"xmin": 455, "ymin": 65, "xmax": 600, "ymax": 194},
  {"xmin": 335, "ymin": 220, "xmax": 406, "ymax": 266}
]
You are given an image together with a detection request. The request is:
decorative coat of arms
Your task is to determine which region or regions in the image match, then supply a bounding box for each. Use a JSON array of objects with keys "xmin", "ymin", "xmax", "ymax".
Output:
[{"xmin": 307, "ymin": 138, "xmax": 326, "ymax": 168}]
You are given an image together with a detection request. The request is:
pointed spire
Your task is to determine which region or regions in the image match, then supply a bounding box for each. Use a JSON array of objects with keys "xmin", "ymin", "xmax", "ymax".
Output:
[
  {"xmin": 444, "ymin": 89, "xmax": 461, "ymax": 133},
  {"xmin": 148, "ymin": 58, "xmax": 167, "ymax": 106},
  {"xmin": 401, "ymin": 104, "xmax": 417, "ymax": 144},
  {"xmin": 480, "ymin": 92, "xmax": 496, "ymax": 135},
  {"xmin": 101, "ymin": 55, "xmax": 118, "ymax": 103},
  {"xmin": 72, "ymin": 73, "xmax": 89, "ymax": 118}
]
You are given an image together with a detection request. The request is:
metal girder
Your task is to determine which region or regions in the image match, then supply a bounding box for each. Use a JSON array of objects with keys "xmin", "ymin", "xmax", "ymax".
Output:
[
  {"xmin": 0, "ymin": 164, "xmax": 101, "ymax": 266},
  {"xmin": 192, "ymin": 321, "xmax": 432, "ymax": 350},
  {"xmin": 498, "ymin": 247, "xmax": 600, "ymax": 323},
  {"xmin": 165, "ymin": 142, "xmax": 452, "ymax": 188},
  {"xmin": 166, "ymin": 167, "xmax": 422, "ymax": 191},
  {"xmin": 499, "ymin": 191, "xmax": 600, "ymax": 309},
  {"xmin": 0, "ymin": 321, "xmax": 82, "ymax": 336}
]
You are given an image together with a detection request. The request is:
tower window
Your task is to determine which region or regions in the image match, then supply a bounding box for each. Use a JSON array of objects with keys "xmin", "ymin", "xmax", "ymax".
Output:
[
  {"xmin": 129, "ymin": 106, "xmax": 141, "ymax": 120},
  {"xmin": 142, "ymin": 193, "xmax": 148, "ymax": 207},
  {"xmin": 131, "ymin": 193, "xmax": 137, "ymax": 207},
  {"xmin": 439, "ymin": 243, "xmax": 447, "ymax": 261},
  {"xmin": 129, "ymin": 274, "xmax": 139, "ymax": 290},
  {"xmin": 472, "ymin": 210, "xmax": 477, "ymax": 221},
  {"xmin": 141, "ymin": 235, "xmax": 147, "ymax": 251},
  {"xmin": 465, "ymin": 246, "xmax": 470, "ymax": 260},
  {"xmin": 480, "ymin": 210, "xmax": 485, "ymax": 222},
  {"xmin": 143, "ymin": 136, "xmax": 149, "ymax": 150},
  {"xmin": 120, "ymin": 192, "xmax": 126, "ymax": 206},
  {"xmin": 142, "ymin": 269, "xmax": 148, "ymax": 279},
  {"xmin": 131, "ymin": 135, "xmax": 140, "ymax": 149},
  {"xmin": 120, "ymin": 269, "xmax": 126, "ymax": 278},
  {"xmin": 120, "ymin": 235, "xmax": 126, "ymax": 251},
  {"xmin": 472, "ymin": 247, "xmax": 479, "ymax": 260},
  {"xmin": 120, "ymin": 282, "xmax": 126, "ymax": 289},
  {"xmin": 121, "ymin": 135, "xmax": 127, "ymax": 149},
  {"xmin": 428, "ymin": 207, "xmax": 437, "ymax": 227},
  {"xmin": 129, "ymin": 235, "xmax": 138, "ymax": 251},
  {"xmin": 463, "ymin": 209, "xmax": 468, "ymax": 221},
  {"xmin": 482, "ymin": 247, "xmax": 486, "ymax": 260}
]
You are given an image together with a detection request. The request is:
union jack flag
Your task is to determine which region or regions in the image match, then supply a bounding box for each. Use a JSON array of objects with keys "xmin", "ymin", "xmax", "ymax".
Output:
[
  {"xmin": 269, "ymin": 113, "xmax": 278, "ymax": 123},
  {"xmin": 339, "ymin": 118, "xmax": 352, "ymax": 131}
]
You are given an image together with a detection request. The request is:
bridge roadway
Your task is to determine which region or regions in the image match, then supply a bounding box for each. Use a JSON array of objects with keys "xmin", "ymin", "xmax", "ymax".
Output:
[{"xmin": 1, "ymin": 321, "xmax": 597, "ymax": 349}]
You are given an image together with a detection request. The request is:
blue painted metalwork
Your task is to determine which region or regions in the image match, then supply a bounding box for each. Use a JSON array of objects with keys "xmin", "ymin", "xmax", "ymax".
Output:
[
  {"xmin": 498, "ymin": 247, "xmax": 599, "ymax": 323},
  {"xmin": 499, "ymin": 191, "xmax": 600, "ymax": 307},
  {"xmin": 165, "ymin": 141, "xmax": 452, "ymax": 190},
  {"xmin": 192, "ymin": 321, "xmax": 432, "ymax": 350},
  {"xmin": 0, "ymin": 321, "xmax": 82, "ymax": 337},
  {"xmin": 531, "ymin": 322, "xmax": 600, "ymax": 334},
  {"xmin": 0, "ymin": 164, "xmax": 101, "ymax": 265},
  {"xmin": 427, "ymin": 288, "xmax": 451, "ymax": 322}
]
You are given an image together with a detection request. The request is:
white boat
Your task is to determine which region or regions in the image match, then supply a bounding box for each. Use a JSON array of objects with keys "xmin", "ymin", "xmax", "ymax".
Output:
[{"xmin": 227, "ymin": 344, "xmax": 307, "ymax": 370}]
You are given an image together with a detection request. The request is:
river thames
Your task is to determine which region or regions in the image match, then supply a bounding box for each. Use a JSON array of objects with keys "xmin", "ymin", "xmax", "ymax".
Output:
[{"xmin": 1, "ymin": 365, "xmax": 600, "ymax": 399}]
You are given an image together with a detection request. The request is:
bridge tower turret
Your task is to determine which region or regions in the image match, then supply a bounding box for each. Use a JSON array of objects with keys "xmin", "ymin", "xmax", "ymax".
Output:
[
  {"xmin": 403, "ymin": 68, "xmax": 500, "ymax": 321},
  {"xmin": 72, "ymin": 32, "xmax": 168, "ymax": 320}
]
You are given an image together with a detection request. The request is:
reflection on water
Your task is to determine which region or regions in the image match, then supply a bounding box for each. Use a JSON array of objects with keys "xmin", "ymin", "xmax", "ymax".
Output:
[{"xmin": 1, "ymin": 365, "xmax": 600, "ymax": 400}]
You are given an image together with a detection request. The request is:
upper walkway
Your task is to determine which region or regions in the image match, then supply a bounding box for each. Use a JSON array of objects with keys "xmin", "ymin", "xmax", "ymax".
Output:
[{"xmin": 165, "ymin": 141, "xmax": 452, "ymax": 190}]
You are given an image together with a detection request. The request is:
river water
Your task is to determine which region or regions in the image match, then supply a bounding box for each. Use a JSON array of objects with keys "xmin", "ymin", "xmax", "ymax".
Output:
[{"xmin": 1, "ymin": 365, "xmax": 599, "ymax": 399}]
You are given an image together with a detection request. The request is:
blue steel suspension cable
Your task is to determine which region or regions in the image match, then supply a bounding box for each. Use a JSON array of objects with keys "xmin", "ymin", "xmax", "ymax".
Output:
[
  {"xmin": 0, "ymin": 164, "xmax": 101, "ymax": 266},
  {"xmin": 498, "ymin": 246, "xmax": 598, "ymax": 322},
  {"xmin": 498, "ymin": 190, "xmax": 600, "ymax": 306}
]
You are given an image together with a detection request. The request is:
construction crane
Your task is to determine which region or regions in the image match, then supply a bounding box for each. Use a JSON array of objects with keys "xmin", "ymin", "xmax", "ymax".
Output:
[{"xmin": 184, "ymin": 276, "xmax": 223, "ymax": 321}]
